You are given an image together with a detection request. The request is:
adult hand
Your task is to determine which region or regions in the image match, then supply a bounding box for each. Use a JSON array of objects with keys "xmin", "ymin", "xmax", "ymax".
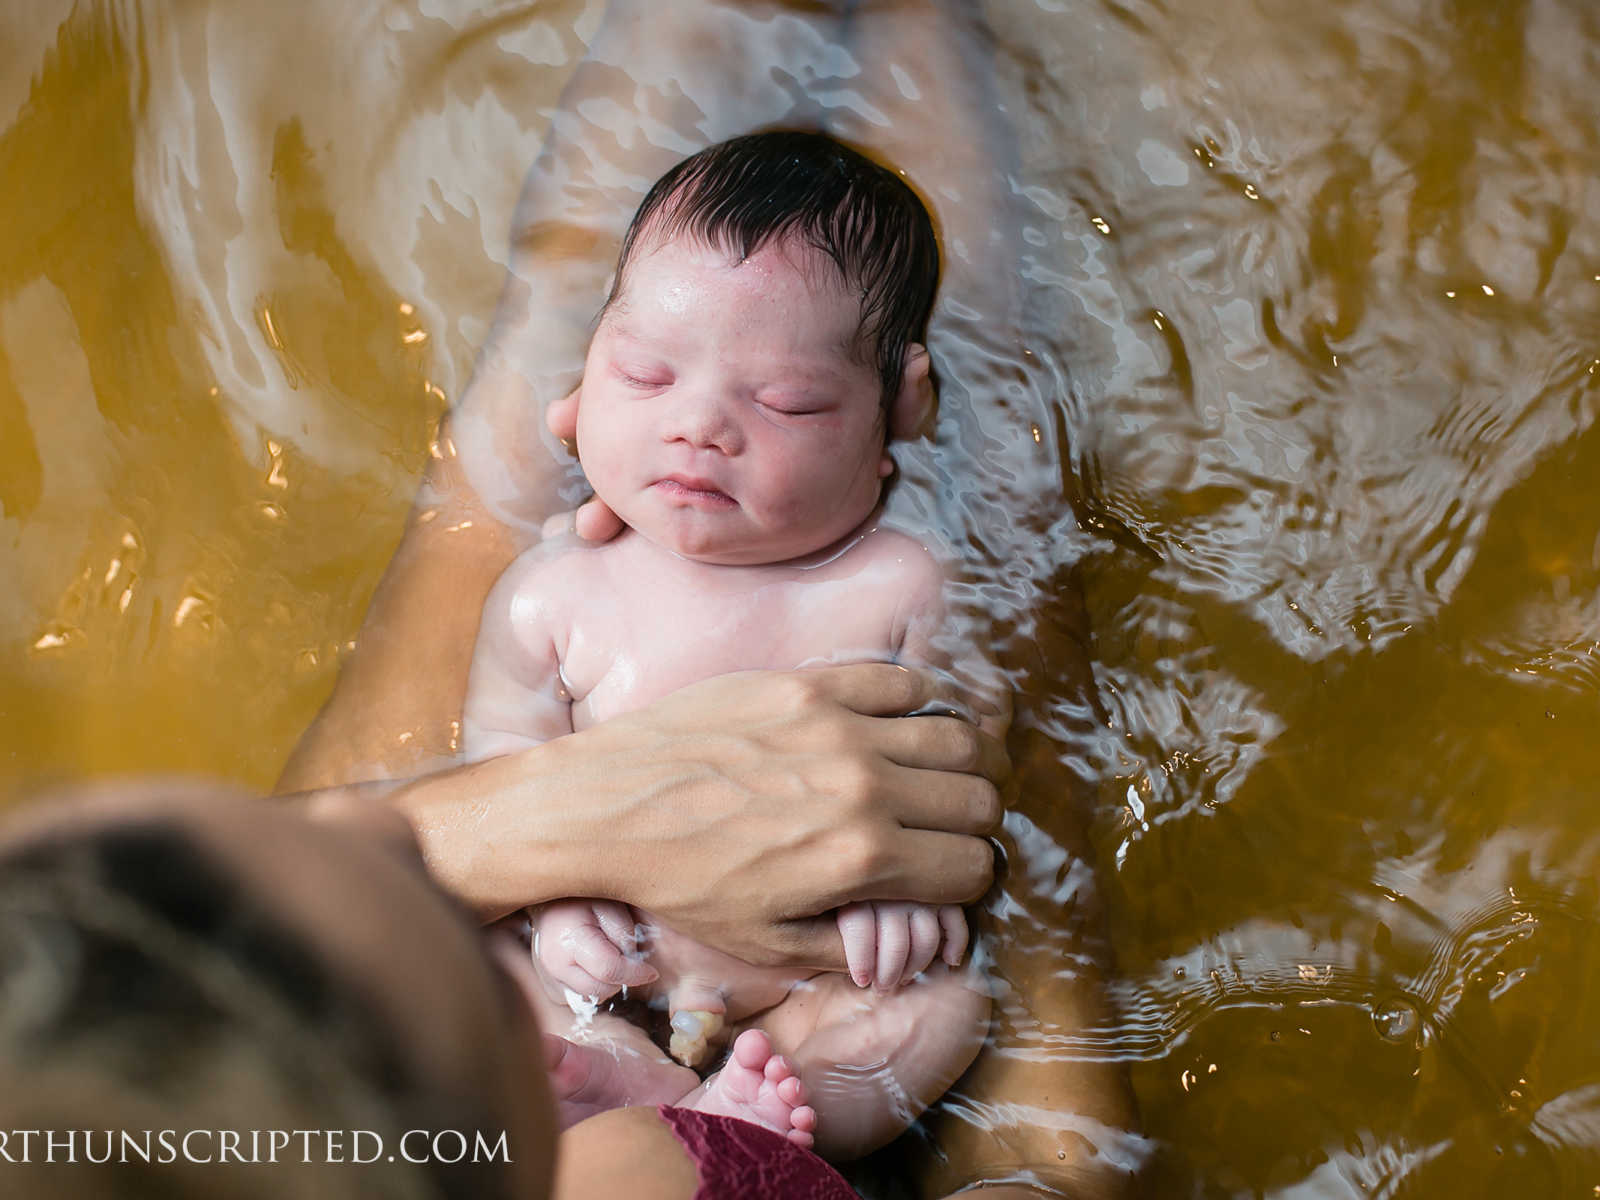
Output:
[
  {"xmin": 395, "ymin": 663, "xmax": 1005, "ymax": 971},
  {"xmin": 584, "ymin": 663, "xmax": 1007, "ymax": 969},
  {"xmin": 595, "ymin": 668, "xmax": 1004, "ymax": 966},
  {"xmin": 544, "ymin": 387, "xmax": 625, "ymax": 542}
]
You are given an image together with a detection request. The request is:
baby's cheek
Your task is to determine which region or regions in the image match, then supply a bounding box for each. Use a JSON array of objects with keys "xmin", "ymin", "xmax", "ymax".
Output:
[
  {"xmin": 796, "ymin": 454, "xmax": 878, "ymax": 520},
  {"xmin": 764, "ymin": 478, "xmax": 827, "ymax": 532},
  {"xmin": 576, "ymin": 416, "xmax": 635, "ymax": 506}
]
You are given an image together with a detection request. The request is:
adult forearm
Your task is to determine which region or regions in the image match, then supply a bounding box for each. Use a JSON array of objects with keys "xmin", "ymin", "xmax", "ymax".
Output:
[
  {"xmin": 274, "ymin": 426, "xmax": 523, "ymax": 791},
  {"xmin": 276, "ymin": 5, "xmax": 673, "ymax": 790},
  {"xmin": 331, "ymin": 746, "xmax": 614, "ymax": 921},
  {"xmin": 275, "ymin": 123, "xmax": 618, "ymax": 791},
  {"xmin": 288, "ymin": 733, "xmax": 729, "ymax": 925},
  {"xmin": 836, "ymin": 0, "xmax": 1020, "ymax": 332},
  {"xmin": 290, "ymin": 666, "xmax": 1002, "ymax": 967}
]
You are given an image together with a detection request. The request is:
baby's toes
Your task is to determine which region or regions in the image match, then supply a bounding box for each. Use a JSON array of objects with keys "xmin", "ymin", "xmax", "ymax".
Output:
[
  {"xmin": 787, "ymin": 1105, "xmax": 817, "ymax": 1149},
  {"xmin": 776, "ymin": 1073, "xmax": 805, "ymax": 1107},
  {"xmin": 763, "ymin": 1051, "xmax": 798, "ymax": 1087},
  {"xmin": 731, "ymin": 1028, "xmax": 776, "ymax": 1073}
]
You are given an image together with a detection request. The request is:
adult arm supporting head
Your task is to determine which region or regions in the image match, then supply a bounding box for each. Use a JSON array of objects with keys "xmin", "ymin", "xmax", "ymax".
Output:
[{"xmin": 275, "ymin": 407, "xmax": 530, "ymax": 791}]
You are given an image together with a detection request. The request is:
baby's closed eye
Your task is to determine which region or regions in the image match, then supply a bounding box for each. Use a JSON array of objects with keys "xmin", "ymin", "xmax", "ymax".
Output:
[
  {"xmin": 614, "ymin": 363, "xmax": 672, "ymax": 389},
  {"xmin": 754, "ymin": 391, "xmax": 832, "ymax": 417}
]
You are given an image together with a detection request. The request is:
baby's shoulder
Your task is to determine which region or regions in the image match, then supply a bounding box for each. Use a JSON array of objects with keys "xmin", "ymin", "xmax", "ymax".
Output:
[
  {"xmin": 485, "ymin": 531, "xmax": 619, "ymax": 623},
  {"xmin": 849, "ymin": 525, "xmax": 947, "ymax": 590}
]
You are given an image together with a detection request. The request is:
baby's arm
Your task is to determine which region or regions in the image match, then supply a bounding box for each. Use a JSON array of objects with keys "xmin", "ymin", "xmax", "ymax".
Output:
[
  {"xmin": 461, "ymin": 542, "xmax": 579, "ymax": 759},
  {"xmin": 834, "ymin": 540, "xmax": 978, "ymax": 991},
  {"xmin": 465, "ymin": 547, "xmax": 658, "ymax": 998},
  {"xmin": 892, "ymin": 539, "xmax": 1010, "ymax": 740}
]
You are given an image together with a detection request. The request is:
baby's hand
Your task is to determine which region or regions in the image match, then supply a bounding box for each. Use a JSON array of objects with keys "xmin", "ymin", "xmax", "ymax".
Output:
[
  {"xmin": 531, "ymin": 899, "xmax": 659, "ymax": 1001},
  {"xmin": 835, "ymin": 901, "xmax": 969, "ymax": 992}
]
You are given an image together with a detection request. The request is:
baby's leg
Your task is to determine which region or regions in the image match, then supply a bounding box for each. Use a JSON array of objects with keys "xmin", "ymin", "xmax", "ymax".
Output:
[
  {"xmin": 496, "ymin": 921, "xmax": 819, "ymax": 1147},
  {"xmin": 518, "ymin": 956, "xmax": 815, "ymax": 1148},
  {"xmin": 752, "ymin": 964, "xmax": 991, "ymax": 1161},
  {"xmin": 679, "ymin": 1029, "xmax": 818, "ymax": 1150}
]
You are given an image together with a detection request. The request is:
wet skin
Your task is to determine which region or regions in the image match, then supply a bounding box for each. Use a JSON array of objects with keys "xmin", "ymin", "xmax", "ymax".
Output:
[
  {"xmin": 464, "ymin": 232, "xmax": 988, "ymax": 1158},
  {"xmin": 575, "ymin": 235, "xmax": 912, "ymax": 566}
]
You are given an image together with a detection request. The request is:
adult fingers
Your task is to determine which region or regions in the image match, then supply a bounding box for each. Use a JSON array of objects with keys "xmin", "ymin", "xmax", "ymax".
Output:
[
  {"xmin": 837, "ymin": 903, "xmax": 878, "ymax": 988},
  {"xmin": 904, "ymin": 905, "xmax": 942, "ymax": 983},
  {"xmin": 874, "ymin": 907, "xmax": 911, "ymax": 992},
  {"xmin": 545, "ymin": 387, "xmax": 580, "ymax": 441},
  {"xmin": 796, "ymin": 662, "xmax": 941, "ymax": 718},
  {"xmin": 868, "ymin": 714, "xmax": 1010, "ymax": 786},
  {"xmin": 802, "ymin": 661, "xmax": 1009, "ymax": 729},
  {"xmin": 871, "ymin": 761, "xmax": 1003, "ymax": 840},
  {"xmin": 771, "ymin": 916, "xmax": 848, "ymax": 973},
  {"xmin": 573, "ymin": 496, "xmax": 624, "ymax": 543},
  {"xmin": 853, "ymin": 828, "xmax": 997, "ymax": 907},
  {"xmin": 938, "ymin": 904, "xmax": 969, "ymax": 966}
]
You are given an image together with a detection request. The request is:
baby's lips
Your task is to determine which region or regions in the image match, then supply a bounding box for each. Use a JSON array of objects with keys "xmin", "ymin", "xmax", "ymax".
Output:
[{"xmin": 656, "ymin": 475, "xmax": 735, "ymax": 501}]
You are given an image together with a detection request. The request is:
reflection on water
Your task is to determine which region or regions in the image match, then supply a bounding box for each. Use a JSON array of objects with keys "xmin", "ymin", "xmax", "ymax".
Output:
[{"xmin": 5, "ymin": 0, "xmax": 1600, "ymax": 1194}]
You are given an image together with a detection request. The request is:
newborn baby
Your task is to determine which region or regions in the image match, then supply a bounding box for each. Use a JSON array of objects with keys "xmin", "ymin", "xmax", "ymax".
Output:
[{"xmin": 464, "ymin": 132, "xmax": 991, "ymax": 1161}]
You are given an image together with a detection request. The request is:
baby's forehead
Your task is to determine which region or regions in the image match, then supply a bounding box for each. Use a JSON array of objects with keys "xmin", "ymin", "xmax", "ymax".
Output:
[
  {"xmin": 609, "ymin": 231, "xmax": 869, "ymax": 353},
  {"xmin": 621, "ymin": 225, "xmax": 854, "ymax": 298}
]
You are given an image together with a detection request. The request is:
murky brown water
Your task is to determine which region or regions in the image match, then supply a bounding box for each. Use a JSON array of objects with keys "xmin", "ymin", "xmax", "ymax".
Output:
[{"xmin": 5, "ymin": 0, "xmax": 1600, "ymax": 1195}]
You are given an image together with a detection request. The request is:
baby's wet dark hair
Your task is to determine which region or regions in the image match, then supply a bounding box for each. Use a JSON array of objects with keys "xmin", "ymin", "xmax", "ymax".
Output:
[{"xmin": 609, "ymin": 130, "xmax": 940, "ymax": 405}]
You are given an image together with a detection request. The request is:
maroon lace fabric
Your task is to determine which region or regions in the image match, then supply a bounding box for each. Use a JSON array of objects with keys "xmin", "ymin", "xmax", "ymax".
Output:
[{"xmin": 657, "ymin": 1106, "xmax": 857, "ymax": 1199}]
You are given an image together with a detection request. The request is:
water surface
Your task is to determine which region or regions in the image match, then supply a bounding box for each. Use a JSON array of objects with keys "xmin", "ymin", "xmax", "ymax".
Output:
[{"xmin": 4, "ymin": 1, "xmax": 1600, "ymax": 1195}]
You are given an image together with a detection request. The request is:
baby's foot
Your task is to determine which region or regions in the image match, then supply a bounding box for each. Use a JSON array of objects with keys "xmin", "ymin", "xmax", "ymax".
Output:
[
  {"xmin": 689, "ymin": 1029, "xmax": 817, "ymax": 1149},
  {"xmin": 543, "ymin": 1034, "xmax": 699, "ymax": 1129}
]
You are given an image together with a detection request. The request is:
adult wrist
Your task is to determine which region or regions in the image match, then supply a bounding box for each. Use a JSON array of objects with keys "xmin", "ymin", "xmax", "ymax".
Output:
[{"xmin": 388, "ymin": 740, "xmax": 621, "ymax": 921}]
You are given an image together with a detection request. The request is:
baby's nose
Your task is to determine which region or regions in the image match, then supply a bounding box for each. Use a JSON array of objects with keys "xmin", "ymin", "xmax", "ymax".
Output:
[{"xmin": 664, "ymin": 388, "xmax": 742, "ymax": 453}]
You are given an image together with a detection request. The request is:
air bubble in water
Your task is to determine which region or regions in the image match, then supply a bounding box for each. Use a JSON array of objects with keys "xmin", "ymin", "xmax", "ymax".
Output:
[{"xmin": 1372, "ymin": 998, "xmax": 1420, "ymax": 1042}]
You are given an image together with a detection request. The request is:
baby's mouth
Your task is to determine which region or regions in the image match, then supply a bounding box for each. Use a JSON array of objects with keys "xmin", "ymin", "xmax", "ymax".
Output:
[{"xmin": 654, "ymin": 475, "xmax": 737, "ymax": 508}]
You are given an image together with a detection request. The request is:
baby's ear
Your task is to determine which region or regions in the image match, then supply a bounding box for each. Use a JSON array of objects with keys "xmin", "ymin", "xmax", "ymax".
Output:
[{"xmin": 888, "ymin": 344, "xmax": 934, "ymax": 441}]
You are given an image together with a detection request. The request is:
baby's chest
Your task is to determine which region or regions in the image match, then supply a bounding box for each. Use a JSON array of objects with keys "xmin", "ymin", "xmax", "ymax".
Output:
[{"xmin": 560, "ymin": 574, "xmax": 902, "ymax": 727}]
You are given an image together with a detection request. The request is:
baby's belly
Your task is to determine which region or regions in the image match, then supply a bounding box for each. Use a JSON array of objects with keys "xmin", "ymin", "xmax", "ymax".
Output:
[
  {"xmin": 635, "ymin": 909, "xmax": 811, "ymax": 1021},
  {"xmin": 569, "ymin": 645, "xmax": 896, "ymax": 731},
  {"xmin": 561, "ymin": 596, "xmax": 899, "ymax": 732}
]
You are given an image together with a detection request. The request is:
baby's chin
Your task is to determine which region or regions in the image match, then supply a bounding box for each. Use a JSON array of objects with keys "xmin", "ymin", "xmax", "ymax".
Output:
[
  {"xmin": 624, "ymin": 510, "xmax": 838, "ymax": 567},
  {"xmin": 651, "ymin": 529, "xmax": 807, "ymax": 567}
]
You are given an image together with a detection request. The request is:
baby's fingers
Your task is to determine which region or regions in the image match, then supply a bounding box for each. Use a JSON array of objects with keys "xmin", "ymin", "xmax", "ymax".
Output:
[
  {"xmin": 552, "ymin": 964, "xmax": 615, "ymax": 1000},
  {"xmin": 939, "ymin": 904, "xmax": 970, "ymax": 966},
  {"xmin": 592, "ymin": 901, "xmax": 641, "ymax": 958},
  {"xmin": 873, "ymin": 907, "xmax": 911, "ymax": 992},
  {"xmin": 902, "ymin": 905, "xmax": 943, "ymax": 985},
  {"xmin": 837, "ymin": 903, "xmax": 878, "ymax": 988},
  {"xmin": 568, "ymin": 924, "xmax": 658, "ymax": 991}
]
